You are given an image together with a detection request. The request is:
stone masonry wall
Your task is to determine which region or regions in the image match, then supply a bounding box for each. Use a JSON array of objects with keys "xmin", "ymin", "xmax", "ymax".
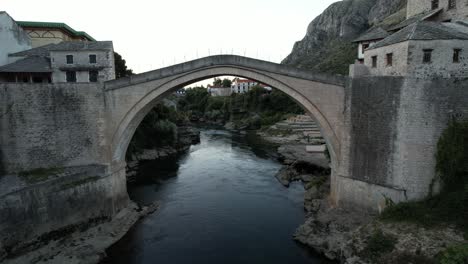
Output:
[
  {"xmin": 0, "ymin": 83, "xmax": 128, "ymax": 255},
  {"xmin": 407, "ymin": 39, "xmax": 468, "ymax": 78},
  {"xmin": 0, "ymin": 83, "xmax": 110, "ymax": 174},
  {"xmin": 392, "ymin": 77, "xmax": 468, "ymax": 199},
  {"xmin": 364, "ymin": 39, "xmax": 468, "ymax": 78},
  {"xmin": 364, "ymin": 42, "xmax": 409, "ymax": 76},
  {"xmin": 336, "ymin": 76, "xmax": 468, "ymax": 210},
  {"xmin": 407, "ymin": 0, "xmax": 468, "ymax": 20}
]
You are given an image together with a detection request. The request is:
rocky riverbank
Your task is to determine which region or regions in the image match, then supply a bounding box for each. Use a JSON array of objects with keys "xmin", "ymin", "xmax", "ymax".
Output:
[
  {"xmin": 2, "ymin": 201, "xmax": 159, "ymax": 264},
  {"xmin": 126, "ymin": 125, "xmax": 200, "ymax": 181},
  {"xmin": 294, "ymin": 203, "xmax": 466, "ymax": 264},
  {"xmin": 259, "ymin": 116, "xmax": 467, "ymax": 263}
]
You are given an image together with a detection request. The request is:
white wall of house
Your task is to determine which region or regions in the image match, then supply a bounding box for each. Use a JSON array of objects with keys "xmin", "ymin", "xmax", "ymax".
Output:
[
  {"xmin": 50, "ymin": 49, "xmax": 115, "ymax": 82},
  {"xmin": 209, "ymin": 87, "xmax": 231, "ymax": 97},
  {"xmin": 0, "ymin": 12, "xmax": 32, "ymax": 66},
  {"xmin": 231, "ymin": 80, "xmax": 258, "ymax": 94}
]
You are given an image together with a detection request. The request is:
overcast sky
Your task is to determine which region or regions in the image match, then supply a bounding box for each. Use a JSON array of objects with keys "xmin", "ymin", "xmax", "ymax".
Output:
[{"xmin": 3, "ymin": 0, "xmax": 338, "ymax": 75}]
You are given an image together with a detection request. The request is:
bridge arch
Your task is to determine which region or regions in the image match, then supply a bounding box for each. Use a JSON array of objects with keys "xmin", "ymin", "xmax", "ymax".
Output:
[{"xmin": 105, "ymin": 56, "xmax": 346, "ymax": 171}]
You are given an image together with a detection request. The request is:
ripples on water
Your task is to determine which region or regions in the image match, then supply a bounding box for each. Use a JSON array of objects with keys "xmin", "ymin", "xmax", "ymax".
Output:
[{"xmin": 102, "ymin": 129, "xmax": 331, "ymax": 264}]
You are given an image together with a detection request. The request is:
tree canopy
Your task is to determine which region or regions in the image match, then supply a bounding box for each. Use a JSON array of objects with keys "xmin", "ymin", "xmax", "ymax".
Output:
[{"xmin": 114, "ymin": 52, "xmax": 134, "ymax": 79}]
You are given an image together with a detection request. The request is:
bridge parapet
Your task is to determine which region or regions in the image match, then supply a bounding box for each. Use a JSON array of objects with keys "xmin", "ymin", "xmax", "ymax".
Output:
[{"xmin": 104, "ymin": 55, "xmax": 347, "ymax": 91}]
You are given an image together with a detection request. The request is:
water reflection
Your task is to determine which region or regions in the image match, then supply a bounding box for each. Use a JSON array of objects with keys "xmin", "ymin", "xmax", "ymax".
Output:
[{"xmin": 103, "ymin": 129, "xmax": 331, "ymax": 264}]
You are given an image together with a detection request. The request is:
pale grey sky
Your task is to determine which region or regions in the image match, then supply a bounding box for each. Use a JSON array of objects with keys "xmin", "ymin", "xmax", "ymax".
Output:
[{"xmin": 3, "ymin": 0, "xmax": 339, "ymax": 74}]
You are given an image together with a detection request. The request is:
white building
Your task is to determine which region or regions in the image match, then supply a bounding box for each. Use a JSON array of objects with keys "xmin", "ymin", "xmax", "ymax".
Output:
[
  {"xmin": 231, "ymin": 78, "xmax": 271, "ymax": 94},
  {"xmin": 208, "ymin": 86, "xmax": 231, "ymax": 97},
  {"xmin": 0, "ymin": 12, "xmax": 32, "ymax": 67}
]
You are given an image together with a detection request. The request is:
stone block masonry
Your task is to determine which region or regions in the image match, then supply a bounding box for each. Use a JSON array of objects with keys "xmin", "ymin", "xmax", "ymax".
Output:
[{"xmin": 0, "ymin": 55, "xmax": 467, "ymax": 257}]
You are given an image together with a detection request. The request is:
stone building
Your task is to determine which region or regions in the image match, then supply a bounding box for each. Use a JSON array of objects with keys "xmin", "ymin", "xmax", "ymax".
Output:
[
  {"xmin": 353, "ymin": 27, "xmax": 389, "ymax": 62},
  {"xmin": 407, "ymin": 0, "xmax": 468, "ymax": 21},
  {"xmin": 16, "ymin": 21, "xmax": 95, "ymax": 48},
  {"xmin": 363, "ymin": 22, "xmax": 468, "ymax": 78},
  {"xmin": 0, "ymin": 41, "xmax": 115, "ymax": 83},
  {"xmin": 351, "ymin": 0, "xmax": 468, "ymax": 78}
]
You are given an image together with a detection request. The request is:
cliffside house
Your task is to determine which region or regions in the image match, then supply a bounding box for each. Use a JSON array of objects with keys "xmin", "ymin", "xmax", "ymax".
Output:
[
  {"xmin": 352, "ymin": 27, "xmax": 389, "ymax": 63},
  {"xmin": 0, "ymin": 11, "xmax": 115, "ymax": 83},
  {"xmin": 351, "ymin": 0, "xmax": 468, "ymax": 78},
  {"xmin": 231, "ymin": 78, "xmax": 272, "ymax": 94},
  {"xmin": 0, "ymin": 41, "xmax": 116, "ymax": 83}
]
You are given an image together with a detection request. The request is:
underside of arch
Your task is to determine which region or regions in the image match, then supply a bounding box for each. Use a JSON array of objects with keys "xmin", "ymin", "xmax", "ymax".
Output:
[{"xmin": 110, "ymin": 66, "xmax": 342, "ymax": 169}]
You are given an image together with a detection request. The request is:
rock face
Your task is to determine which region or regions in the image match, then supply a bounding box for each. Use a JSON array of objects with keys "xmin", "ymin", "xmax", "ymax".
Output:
[
  {"xmin": 295, "ymin": 206, "xmax": 466, "ymax": 263},
  {"xmin": 282, "ymin": 0, "xmax": 406, "ymax": 74}
]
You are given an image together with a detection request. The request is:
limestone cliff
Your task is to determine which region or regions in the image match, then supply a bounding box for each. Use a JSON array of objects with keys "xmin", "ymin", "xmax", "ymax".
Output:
[{"xmin": 282, "ymin": 0, "xmax": 407, "ymax": 75}]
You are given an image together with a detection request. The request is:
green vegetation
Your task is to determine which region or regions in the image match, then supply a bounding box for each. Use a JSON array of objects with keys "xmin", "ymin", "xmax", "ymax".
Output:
[
  {"xmin": 314, "ymin": 40, "xmax": 358, "ymax": 75},
  {"xmin": 359, "ymin": 229, "xmax": 397, "ymax": 262},
  {"xmin": 436, "ymin": 120, "xmax": 468, "ymax": 192},
  {"xmin": 303, "ymin": 175, "xmax": 328, "ymax": 190},
  {"xmin": 178, "ymin": 82, "xmax": 304, "ymax": 129},
  {"xmin": 437, "ymin": 244, "xmax": 468, "ymax": 264},
  {"xmin": 18, "ymin": 167, "xmax": 64, "ymax": 184},
  {"xmin": 114, "ymin": 52, "xmax": 134, "ymax": 79},
  {"xmin": 127, "ymin": 103, "xmax": 185, "ymax": 160},
  {"xmin": 287, "ymin": 39, "xmax": 357, "ymax": 75}
]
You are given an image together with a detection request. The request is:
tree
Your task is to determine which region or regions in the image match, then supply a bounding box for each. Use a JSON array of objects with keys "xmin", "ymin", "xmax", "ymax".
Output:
[
  {"xmin": 222, "ymin": 78, "xmax": 232, "ymax": 88},
  {"xmin": 213, "ymin": 78, "xmax": 222, "ymax": 87},
  {"xmin": 114, "ymin": 52, "xmax": 134, "ymax": 79}
]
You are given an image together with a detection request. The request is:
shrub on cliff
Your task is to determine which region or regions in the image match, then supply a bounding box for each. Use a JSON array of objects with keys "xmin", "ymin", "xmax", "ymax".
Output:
[
  {"xmin": 437, "ymin": 244, "xmax": 468, "ymax": 264},
  {"xmin": 436, "ymin": 119, "xmax": 468, "ymax": 192}
]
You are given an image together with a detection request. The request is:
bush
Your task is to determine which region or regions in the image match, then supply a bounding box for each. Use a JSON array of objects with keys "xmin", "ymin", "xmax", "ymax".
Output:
[
  {"xmin": 437, "ymin": 244, "xmax": 468, "ymax": 264},
  {"xmin": 360, "ymin": 229, "xmax": 397, "ymax": 261},
  {"xmin": 126, "ymin": 103, "xmax": 180, "ymax": 160},
  {"xmin": 436, "ymin": 120, "xmax": 468, "ymax": 192}
]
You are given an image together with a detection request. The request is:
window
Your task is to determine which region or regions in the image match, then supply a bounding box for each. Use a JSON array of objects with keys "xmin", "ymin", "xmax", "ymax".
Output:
[
  {"xmin": 66, "ymin": 71, "xmax": 76, "ymax": 82},
  {"xmin": 89, "ymin": 54, "xmax": 97, "ymax": 64},
  {"xmin": 431, "ymin": 0, "xmax": 439, "ymax": 9},
  {"xmin": 448, "ymin": 0, "xmax": 456, "ymax": 9},
  {"xmin": 386, "ymin": 53, "xmax": 393, "ymax": 66},
  {"xmin": 371, "ymin": 56, "xmax": 377, "ymax": 68},
  {"xmin": 453, "ymin": 49, "xmax": 461, "ymax": 63},
  {"xmin": 32, "ymin": 76, "xmax": 43, "ymax": 83},
  {"xmin": 423, "ymin": 49, "xmax": 433, "ymax": 63},
  {"xmin": 66, "ymin": 55, "xmax": 74, "ymax": 64},
  {"xmin": 89, "ymin": 71, "xmax": 98, "ymax": 82}
]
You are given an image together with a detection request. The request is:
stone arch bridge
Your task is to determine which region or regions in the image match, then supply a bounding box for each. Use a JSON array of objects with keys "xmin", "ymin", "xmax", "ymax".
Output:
[{"xmin": 1, "ymin": 55, "xmax": 467, "ymax": 252}]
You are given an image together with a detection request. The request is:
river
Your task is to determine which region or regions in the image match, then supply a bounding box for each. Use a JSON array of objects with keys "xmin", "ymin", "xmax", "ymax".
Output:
[{"xmin": 102, "ymin": 129, "xmax": 330, "ymax": 264}]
